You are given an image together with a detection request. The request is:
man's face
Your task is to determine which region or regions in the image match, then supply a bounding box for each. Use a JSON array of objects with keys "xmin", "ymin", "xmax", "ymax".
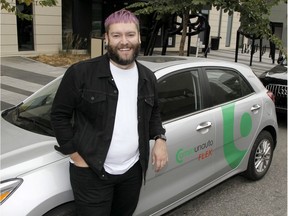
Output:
[{"xmin": 105, "ymin": 22, "xmax": 141, "ymax": 68}]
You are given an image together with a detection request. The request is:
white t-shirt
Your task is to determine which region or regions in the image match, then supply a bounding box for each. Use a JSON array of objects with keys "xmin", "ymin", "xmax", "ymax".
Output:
[{"xmin": 104, "ymin": 62, "xmax": 139, "ymax": 175}]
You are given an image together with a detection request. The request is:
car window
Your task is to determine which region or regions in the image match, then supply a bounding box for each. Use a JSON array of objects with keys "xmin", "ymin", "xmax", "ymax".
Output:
[
  {"xmin": 206, "ymin": 68, "xmax": 253, "ymax": 106},
  {"xmin": 157, "ymin": 70, "xmax": 201, "ymax": 121}
]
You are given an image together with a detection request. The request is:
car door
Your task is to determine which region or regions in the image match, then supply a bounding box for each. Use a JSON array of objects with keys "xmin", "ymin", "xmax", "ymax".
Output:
[
  {"xmin": 135, "ymin": 68, "xmax": 220, "ymax": 215},
  {"xmin": 204, "ymin": 67, "xmax": 263, "ymax": 176}
]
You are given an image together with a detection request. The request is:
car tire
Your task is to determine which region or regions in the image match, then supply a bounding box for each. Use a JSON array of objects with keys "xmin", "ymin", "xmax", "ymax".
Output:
[
  {"xmin": 243, "ymin": 130, "xmax": 274, "ymax": 181},
  {"xmin": 43, "ymin": 202, "xmax": 77, "ymax": 216}
]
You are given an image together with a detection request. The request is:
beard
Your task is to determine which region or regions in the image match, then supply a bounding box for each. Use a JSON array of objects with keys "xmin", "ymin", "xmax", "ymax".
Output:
[{"xmin": 107, "ymin": 43, "xmax": 140, "ymax": 66}]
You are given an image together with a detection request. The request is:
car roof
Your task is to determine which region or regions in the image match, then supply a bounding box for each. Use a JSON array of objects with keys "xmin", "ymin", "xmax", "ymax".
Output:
[
  {"xmin": 137, "ymin": 56, "xmax": 194, "ymax": 71},
  {"xmin": 136, "ymin": 55, "xmax": 251, "ymax": 72}
]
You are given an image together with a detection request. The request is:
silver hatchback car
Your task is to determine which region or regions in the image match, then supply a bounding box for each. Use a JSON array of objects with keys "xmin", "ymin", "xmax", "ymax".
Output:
[{"xmin": 1, "ymin": 56, "xmax": 278, "ymax": 216}]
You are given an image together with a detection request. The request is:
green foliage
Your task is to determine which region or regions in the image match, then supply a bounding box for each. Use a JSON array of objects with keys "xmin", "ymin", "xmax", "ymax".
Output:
[
  {"xmin": 127, "ymin": 0, "xmax": 210, "ymax": 18},
  {"xmin": 127, "ymin": 0, "xmax": 286, "ymax": 56},
  {"xmin": 227, "ymin": 0, "xmax": 286, "ymax": 55},
  {"xmin": 127, "ymin": 0, "xmax": 213, "ymax": 55},
  {"xmin": 1, "ymin": 0, "xmax": 57, "ymax": 20},
  {"xmin": 1, "ymin": 0, "xmax": 16, "ymax": 12},
  {"xmin": 37, "ymin": 0, "xmax": 57, "ymax": 7}
]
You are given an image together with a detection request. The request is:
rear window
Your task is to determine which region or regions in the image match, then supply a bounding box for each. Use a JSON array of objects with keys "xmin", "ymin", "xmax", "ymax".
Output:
[{"xmin": 205, "ymin": 68, "xmax": 253, "ymax": 106}]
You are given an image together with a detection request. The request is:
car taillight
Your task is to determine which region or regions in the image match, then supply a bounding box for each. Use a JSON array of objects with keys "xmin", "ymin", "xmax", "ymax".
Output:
[{"xmin": 267, "ymin": 91, "xmax": 275, "ymax": 103}]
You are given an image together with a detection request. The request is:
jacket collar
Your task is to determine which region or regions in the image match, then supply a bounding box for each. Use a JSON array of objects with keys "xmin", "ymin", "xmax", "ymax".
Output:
[
  {"xmin": 95, "ymin": 54, "xmax": 150, "ymax": 83},
  {"xmin": 92, "ymin": 54, "xmax": 112, "ymax": 78},
  {"xmin": 136, "ymin": 60, "xmax": 149, "ymax": 83}
]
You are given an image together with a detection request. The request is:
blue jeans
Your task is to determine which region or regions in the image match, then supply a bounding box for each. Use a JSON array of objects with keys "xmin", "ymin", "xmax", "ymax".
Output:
[{"xmin": 69, "ymin": 161, "xmax": 143, "ymax": 216}]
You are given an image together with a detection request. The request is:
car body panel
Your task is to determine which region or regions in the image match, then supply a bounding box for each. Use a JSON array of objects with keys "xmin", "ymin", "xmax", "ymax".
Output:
[
  {"xmin": 1, "ymin": 117, "xmax": 71, "ymax": 216},
  {"xmin": 1, "ymin": 116, "xmax": 64, "ymax": 178},
  {"xmin": 0, "ymin": 56, "xmax": 278, "ymax": 216},
  {"xmin": 137, "ymin": 108, "xmax": 217, "ymax": 215},
  {"xmin": 135, "ymin": 89, "xmax": 265, "ymax": 216},
  {"xmin": 1, "ymin": 159, "xmax": 72, "ymax": 216}
]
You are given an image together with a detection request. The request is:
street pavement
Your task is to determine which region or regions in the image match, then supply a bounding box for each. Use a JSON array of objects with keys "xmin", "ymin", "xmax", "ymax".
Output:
[
  {"xmin": 0, "ymin": 48, "xmax": 277, "ymax": 110},
  {"xmin": 204, "ymin": 48, "xmax": 277, "ymax": 76},
  {"xmin": 1, "ymin": 56, "xmax": 66, "ymax": 110}
]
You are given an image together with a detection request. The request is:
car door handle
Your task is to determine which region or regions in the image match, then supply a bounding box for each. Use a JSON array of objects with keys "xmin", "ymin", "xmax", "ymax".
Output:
[
  {"xmin": 196, "ymin": 121, "xmax": 212, "ymax": 131},
  {"xmin": 251, "ymin": 104, "xmax": 261, "ymax": 112}
]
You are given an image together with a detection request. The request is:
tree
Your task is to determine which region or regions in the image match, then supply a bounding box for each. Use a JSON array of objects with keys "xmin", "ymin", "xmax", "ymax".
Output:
[
  {"xmin": 1, "ymin": 0, "xmax": 57, "ymax": 20},
  {"xmin": 127, "ymin": 0, "xmax": 211, "ymax": 56},
  {"xmin": 213, "ymin": 0, "xmax": 286, "ymax": 55},
  {"xmin": 128, "ymin": 0, "xmax": 286, "ymax": 56}
]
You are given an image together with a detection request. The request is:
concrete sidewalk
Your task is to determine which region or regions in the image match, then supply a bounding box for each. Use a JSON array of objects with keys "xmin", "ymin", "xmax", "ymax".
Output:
[
  {"xmin": 205, "ymin": 49, "xmax": 276, "ymax": 76},
  {"xmin": 1, "ymin": 57, "xmax": 66, "ymax": 110},
  {"xmin": 1, "ymin": 56, "xmax": 66, "ymax": 78},
  {"xmin": 1, "ymin": 48, "xmax": 277, "ymax": 79},
  {"xmin": 156, "ymin": 48, "xmax": 277, "ymax": 76}
]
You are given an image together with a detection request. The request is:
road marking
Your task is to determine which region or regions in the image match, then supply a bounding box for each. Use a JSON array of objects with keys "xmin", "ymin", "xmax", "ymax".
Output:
[
  {"xmin": 1, "ymin": 89, "xmax": 29, "ymax": 105},
  {"xmin": 1, "ymin": 76, "xmax": 43, "ymax": 92}
]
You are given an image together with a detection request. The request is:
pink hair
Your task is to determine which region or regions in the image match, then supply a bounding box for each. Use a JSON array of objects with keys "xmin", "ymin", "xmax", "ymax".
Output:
[{"xmin": 104, "ymin": 9, "xmax": 139, "ymax": 32}]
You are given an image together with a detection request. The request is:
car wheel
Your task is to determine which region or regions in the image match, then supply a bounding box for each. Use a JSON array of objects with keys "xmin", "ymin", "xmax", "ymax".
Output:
[
  {"xmin": 43, "ymin": 202, "xmax": 77, "ymax": 216},
  {"xmin": 243, "ymin": 130, "xmax": 274, "ymax": 181}
]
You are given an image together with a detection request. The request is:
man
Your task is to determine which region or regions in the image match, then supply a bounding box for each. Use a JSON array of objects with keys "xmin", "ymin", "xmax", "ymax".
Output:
[{"xmin": 50, "ymin": 9, "xmax": 168, "ymax": 216}]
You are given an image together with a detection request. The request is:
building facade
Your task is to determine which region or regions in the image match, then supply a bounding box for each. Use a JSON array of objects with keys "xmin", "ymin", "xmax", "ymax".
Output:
[
  {"xmin": 1, "ymin": 0, "xmax": 62, "ymax": 56},
  {"xmin": 270, "ymin": 3, "xmax": 287, "ymax": 51},
  {"xmin": 0, "ymin": 0, "xmax": 286, "ymax": 57}
]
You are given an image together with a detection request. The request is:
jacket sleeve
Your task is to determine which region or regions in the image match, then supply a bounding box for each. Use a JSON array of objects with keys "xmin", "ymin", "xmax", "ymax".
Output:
[{"xmin": 50, "ymin": 65, "xmax": 81, "ymax": 155}]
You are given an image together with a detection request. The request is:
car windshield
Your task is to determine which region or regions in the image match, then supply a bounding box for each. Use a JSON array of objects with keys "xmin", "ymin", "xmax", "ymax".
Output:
[{"xmin": 2, "ymin": 77, "xmax": 62, "ymax": 137}]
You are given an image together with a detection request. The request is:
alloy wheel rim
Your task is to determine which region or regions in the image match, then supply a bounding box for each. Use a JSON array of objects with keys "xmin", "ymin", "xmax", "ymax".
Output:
[{"xmin": 254, "ymin": 139, "xmax": 272, "ymax": 173}]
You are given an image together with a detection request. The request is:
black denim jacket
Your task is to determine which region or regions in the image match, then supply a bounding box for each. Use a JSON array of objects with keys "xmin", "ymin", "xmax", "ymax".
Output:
[{"xmin": 50, "ymin": 54, "xmax": 165, "ymax": 179}]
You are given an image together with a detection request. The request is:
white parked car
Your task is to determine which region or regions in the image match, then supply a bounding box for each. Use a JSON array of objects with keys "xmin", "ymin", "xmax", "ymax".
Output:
[{"xmin": 1, "ymin": 56, "xmax": 278, "ymax": 216}]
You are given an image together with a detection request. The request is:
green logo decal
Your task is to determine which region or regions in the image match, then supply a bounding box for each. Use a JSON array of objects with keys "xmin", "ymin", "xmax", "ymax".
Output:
[
  {"xmin": 240, "ymin": 113, "xmax": 252, "ymax": 137},
  {"xmin": 222, "ymin": 103, "xmax": 251, "ymax": 169},
  {"xmin": 176, "ymin": 148, "xmax": 195, "ymax": 164},
  {"xmin": 176, "ymin": 140, "xmax": 213, "ymax": 164}
]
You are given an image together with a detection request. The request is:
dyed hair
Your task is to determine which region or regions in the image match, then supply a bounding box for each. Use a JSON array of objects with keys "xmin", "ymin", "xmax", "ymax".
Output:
[{"xmin": 104, "ymin": 9, "xmax": 140, "ymax": 32}]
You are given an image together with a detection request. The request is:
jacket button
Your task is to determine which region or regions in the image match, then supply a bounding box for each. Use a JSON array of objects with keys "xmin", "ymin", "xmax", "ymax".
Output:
[
  {"xmin": 91, "ymin": 96, "xmax": 95, "ymax": 100},
  {"xmin": 114, "ymin": 90, "xmax": 117, "ymax": 94}
]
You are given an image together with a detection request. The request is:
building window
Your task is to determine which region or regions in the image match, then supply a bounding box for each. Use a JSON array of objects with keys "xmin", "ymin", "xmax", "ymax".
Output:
[{"xmin": 16, "ymin": 2, "xmax": 34, "ymax": 51}]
